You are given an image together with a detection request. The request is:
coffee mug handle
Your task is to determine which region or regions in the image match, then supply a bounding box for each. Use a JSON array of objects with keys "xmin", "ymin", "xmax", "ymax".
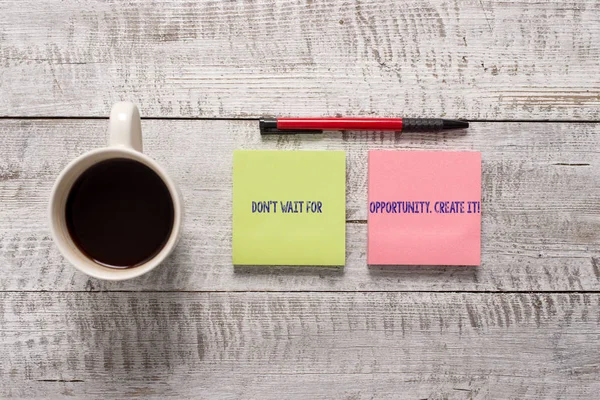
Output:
[{"xmin": 108, "ymin": 102, "xmax": 143, "ymax": 152}]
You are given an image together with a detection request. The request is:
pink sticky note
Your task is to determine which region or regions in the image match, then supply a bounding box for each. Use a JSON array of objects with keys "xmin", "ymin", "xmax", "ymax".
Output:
[{"xmin": 368, "ymin": 151, "xmax": 482, "ymax": 266}]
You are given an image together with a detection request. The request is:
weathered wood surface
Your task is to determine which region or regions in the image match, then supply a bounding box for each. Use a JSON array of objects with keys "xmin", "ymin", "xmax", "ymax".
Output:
[
  {"xmin": 3, "ymin": 0, "xmax": 600, "ymax": 397},
  {"xmin": 1, "ymin": 292, "xmax": 599, "ymax": 399},
  {"xmin": 1, "ymin": 0, "xmax": 599, "ymax": 119},
  {"xmin": 0, "ymin": 119, "xmax": 598, "ymax": 292}
]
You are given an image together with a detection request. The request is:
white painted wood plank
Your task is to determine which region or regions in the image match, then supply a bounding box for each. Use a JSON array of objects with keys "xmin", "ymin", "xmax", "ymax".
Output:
[
  {"xmin": 1, "ymin": 292, "xmax": 599, "ymax": 399},
  {"xmin": 0, "ymin": 119, "xmax": 598, "ymax": 291},
  {"xmin": 1, "ymin": 0, "xmax": 599, "ymax": 119}
]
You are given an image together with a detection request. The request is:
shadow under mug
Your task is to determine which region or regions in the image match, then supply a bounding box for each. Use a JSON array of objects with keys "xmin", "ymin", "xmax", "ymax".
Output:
[{"xmin": 49, "ymin": 102, "xmax": 183, "ymax": 281}]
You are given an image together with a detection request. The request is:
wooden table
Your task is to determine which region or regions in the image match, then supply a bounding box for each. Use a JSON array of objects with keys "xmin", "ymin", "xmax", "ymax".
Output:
[{"xmin": 1, "ymin": 1, "xmax": 599, "ymax": 398}]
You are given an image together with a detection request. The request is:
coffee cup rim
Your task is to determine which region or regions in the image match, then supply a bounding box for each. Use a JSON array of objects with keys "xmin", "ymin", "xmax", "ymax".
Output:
[{"xmin": 49, "ymin": 147, "xmax": 183, "ymax": 281}]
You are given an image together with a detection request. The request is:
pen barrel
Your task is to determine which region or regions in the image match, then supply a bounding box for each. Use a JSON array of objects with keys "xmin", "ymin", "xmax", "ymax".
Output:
[
  {"xmin": 277, "ymin": 118, "xmax": 404, "ymax": 131},
  {"xmin": 401, "ymin": 118, "xmax": 443, "ymax": 131}
]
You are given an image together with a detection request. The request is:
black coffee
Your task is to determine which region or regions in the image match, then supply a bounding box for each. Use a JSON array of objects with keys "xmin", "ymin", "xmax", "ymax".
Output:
[{"xmin": 65, "ymin": 158, "xmax": 174, "ymax": 268}]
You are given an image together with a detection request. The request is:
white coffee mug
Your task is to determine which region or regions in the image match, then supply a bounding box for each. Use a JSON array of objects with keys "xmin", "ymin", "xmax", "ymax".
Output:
[{"xmin": 49, "ymin": 102, "xmax": 183, "ymax": 280}]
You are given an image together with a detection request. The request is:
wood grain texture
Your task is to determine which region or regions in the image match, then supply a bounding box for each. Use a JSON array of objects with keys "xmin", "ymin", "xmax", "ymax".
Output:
[
  {"xmin": 1, "ymin": 0, "xmax": 599, "ymax": 119},
  {"xmin": 0, "ymin": 119, "xmax": 598, "ymax": 292},
  {"xmin": 1, "ymin": 292, "xmax": 599, "ymax": 399},
  {"xmin": 3, "ymin": 1, "xmax": 600, "ymax": 397}
]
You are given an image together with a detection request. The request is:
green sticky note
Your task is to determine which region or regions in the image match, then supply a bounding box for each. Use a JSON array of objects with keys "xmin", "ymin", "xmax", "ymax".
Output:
[{"xmin": 233, "ymin": 150, "xmax": 346, "ymax": 266}]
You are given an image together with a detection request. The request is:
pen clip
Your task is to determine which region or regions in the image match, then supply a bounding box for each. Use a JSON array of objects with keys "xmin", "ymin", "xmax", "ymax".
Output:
[
  {"xmin": 259, "ymin": 118, "xmax": 322, "ymax": 135},
  {"xmin": 260, "ymin": 128, "xmax": 324, "ymax": 135}
]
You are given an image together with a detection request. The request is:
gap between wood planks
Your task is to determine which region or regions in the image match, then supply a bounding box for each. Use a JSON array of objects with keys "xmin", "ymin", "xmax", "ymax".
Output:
[
  {"xmin": 1, "ymin": 116, "xmax": 600, "ymax": 123},
  {"xmin": 2, "ymin": 290, "xmax": 600, "ymax": 294}
]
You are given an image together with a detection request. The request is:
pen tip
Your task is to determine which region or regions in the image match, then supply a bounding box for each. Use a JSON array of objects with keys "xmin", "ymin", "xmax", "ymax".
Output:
[{"xmin": 442, "ymin": 119, "xmax": 469, "ymax": 130}]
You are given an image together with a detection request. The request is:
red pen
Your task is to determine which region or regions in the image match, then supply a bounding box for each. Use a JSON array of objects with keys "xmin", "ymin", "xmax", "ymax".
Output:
[{"xmin": 259, "ymin": 117, "xmax": 468, "ymax": 134}]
